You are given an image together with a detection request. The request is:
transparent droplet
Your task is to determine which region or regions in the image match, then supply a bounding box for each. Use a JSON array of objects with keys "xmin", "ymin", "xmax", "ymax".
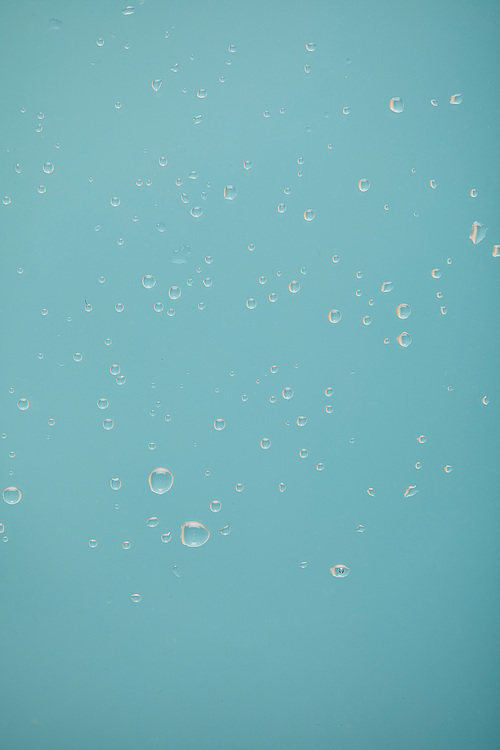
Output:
[
  {"xmin": 303, "ymin": 209, "xmax": 315, "ymax": 221},
  {"xmin": 342, "ymin": 106, "xmax": 351, "ymax": 115},
  {"xmin": 305, "ymin": 42, "xmax": 317, "ymax": 52},
  {"xmin": 444, "ymin": 465, "xmax": 453, "ymax": 473},
  {"xmin": 161, "ymin": 532, "xmax": 172, "ymax": 543},
  {"xmin": 325, "ymin": 405, "xmax": 334, "ymax": 413},
  {"xmin": 358, "ymin": 179, "xmax": 370, "ymax": 192},
  {"xmin": 223, "ymin": 185, "xmax": 237, "ymax": 201},
  {"xmin": 148, "ymin": 442, "xmax": 156, "ymax": 451},
  {"xmin": 48, "ymin": 418, "xmax": 55, "ymax": 426},
  {"xmin": 246, "ymin": 298, "xmax": 257, "ymax": 309},
  {"xmin": 288, "ymin": 280, "xmax": 300, "ymax": 293},
  {"xmin": 142, "ymin": 275, "xmax": 156, "ymax": 289},
  {"xmin": 147, "ymin": 517, "xmax": 159, "ymax": 528},
  {"xmin": 277, "ymin": 203, "xmax": 287, "ymax": 213},
  {"xmin": 469, "ymin": 221, "xmax": 487, "ymax": 244},
  {"xmin": 73, "ymin": 353, "xmax": 83, "ymax": 362},
  {"xmin": 281, "ymin": 387, "xmax": 294, "ymax": 400},
  {"xmin": 268, "ymin": 293, "xmax": 278, "ymax": 303},
  {"xmin": 328, "ymin": 309, "xmax": 342, "ymax": 323},
  {"xmin": 330, "ymin": 564, "xmax": 350, "ymax": 578},
  {"xmin": 260, "ymin": 438, "xmax": 271, "ymax": 449},
  {"xmin": 210, "ymin": 500, "xmax": 222, "ymax": 512},
  {"xmin": 367, "ymin": 488, "xmax": 375, "ymax": 497},
  {"xmin": 220, "ymin": 524, "xmax": 231, "ymax": 536},
  {"xmin": 482, "ymin": 396, "xmax": 489, "ymax": 405},
  {"xmin": 396, "ymin": 331, "xmax": 412, "ymax": 348},
  {"xmin": 153, "ymin": 302, "xmax": 164, "ymax": 312},
  {"xmin": 450, "ymin": 93, "xmax": 463, "ymax": 105},
  {"xmin": 324, "ymin": 387, "xmax": 334, "ymax": 397},
  {"xmin": 389, "ymin": 97, "xmax": 404, "ymax": 113},
  {"xmin": 110, "ymin": 478, "xmax": 121, "ymax": 490},
  {"xmin": 316, "ymin": 462, "xmax": 324, "ymax": 471},
  {"xmin": 235, "ymin": 483, "xmax": 244, "ymax": 493},
  {"xmin": 89, "ymin": 539, "xmax": 98, "ymax": 548},
  {"xmin": 362, "ymin": 316, "xmax": 372, "ymax": 326},
  {"xmin": 103, "ymin": 419, "xmax": 114, "ymax": 430},
  {"xmin": 243, "ymin": 160, "xmax": 252, "ymax": 170},
  {"xmin": 131, "ymin": 594, "xmax": 142, "ymax": 604},
  {"xmin": 190, "ymin": 206, "xmax": 203, "ymax": 218},
  {"xmin": 213, "ymin": 418, "xmax": 226, "ymax": 431},
  {"xmin": 17, "ymin": 398, "xmax": 29, "ymax": 410},
  {"xmin": 148, "ymin": 468, "xmax": 174, "ymax": 494},
  {"xmin": 180, "ymin": 521, "xmax": 210, "ymax": 547},
  {"xmin": 492, "ymin": 246, "xmax": 500, "ymax": 258},
  {"xmin": 404, "ymin": 485, "xmax": 419, "ymax": 498},
  {"xmin": 110, "ymin": 196, "xmax": 120, "ymax": 207},
  {"xmin": 159, "ymin": 156, "xmax": 168, "ymax": 166},
  {"xmin": 396, "ymin": 303, "xmax": 411, "ymax": 319},
  {"xmin": 122, "ymin": 541, "xmax": 131, "ymax": 550},
  {"xmin": 299, "ymin": 448, "xmax": 308, "ymax": 458},
  {"xmin": 42, "ymin": 162, "xmax": 54, "ymax": 174},
  {"xmin": 470, "ymin": 188, "xmax": 478, "ymax": 198},
  {"xmin": 381, "ymin": 281, "xmax": 394, "ymax": 292},
  {"xmin": 3, "ymin": 487, "xmax": 21, "ymax": 505},
  {"xmin": 296, "ymin": 416, "xmax": 307, "ymax": 427}
]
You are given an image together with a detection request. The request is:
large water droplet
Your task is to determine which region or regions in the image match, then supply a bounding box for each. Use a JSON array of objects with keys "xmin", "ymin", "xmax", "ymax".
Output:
[
  {"xmin": 3, "ymin": 486, "xmax": 21, "ymax": 504},
  {"xmin": 148, "ymin": 467, "xmax": 174, "ymax": 494},
  {"xmin": 330, "ymin": 564, "xmax": 350, "ymax": 578},
  {"xmin": 181, "ymin": 521, "xmax": 210, "ymax": 547},
  {"xmin": 389, "ymin": 97, "xmax": 404, "ymax": 113}
]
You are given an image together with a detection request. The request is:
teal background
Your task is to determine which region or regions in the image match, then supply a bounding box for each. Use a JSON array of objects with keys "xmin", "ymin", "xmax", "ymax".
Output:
[{"xmin": 1, "ymin": 1, "xmax": 499, "ymax": 748}]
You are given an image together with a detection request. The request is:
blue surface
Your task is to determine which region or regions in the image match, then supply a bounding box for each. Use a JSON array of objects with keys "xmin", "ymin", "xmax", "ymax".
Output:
[{"xmin": 1, "ymin": 1, "xmax": 499, "ymax": 748}]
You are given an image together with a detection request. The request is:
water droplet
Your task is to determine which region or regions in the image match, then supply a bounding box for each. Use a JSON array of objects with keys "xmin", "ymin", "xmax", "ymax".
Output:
[
  {"xmin": 114, "ymin": 303, "xmax": 124, "ymax": 313},
  {"xmin": 492, "ymin": 246, "xmax": 500, "ymax": 258},
  {"xmin": 281, "ymin": 387, "xmax": 294, "ymax": 400},
  {"xmin": 330, "ymin": 564, "xmax": 350, "ymax": 578},
  {"xmin": 213, "ymin": 418, "xmax": 226, "ymax": 431},
  {"xmin": 110, "ymin": 196, "xmax": 120, "ymax": 207},
  {"xmin": 362, "ymin": 316, "xmax": 372, "ymax": 326},
  {"xmin": 131, "ymin": 594, "xmax": 143, "ymax": 604},
  {"xmin": 110, "ymin": 478, "xmax": 121, "ymax": 490},
  {"xmin": 328, "ymin": 309, "xmax": 342, "ymax": 323},
  {"xmin": 158, "ymin": 156, "xmax": 168, "ymax": 167},
  {"xmin": 223, "ymin": 185, "xmax": 237, "ymax": 200},
  {"xmin": 160, "ymin": 532, "xmax": 172, "ymax": 543},
  {"xmin": 316, "ymin": 462, "xmax": 325, "ymax": 471},
  {"xmin": 190, "ymin": 206, "xmax": 203, "ymax": 218},
  {"xmin": 103, "ymin": 419, "xmax": 114, "ymax": 430},
  {"xmin": 296, "ymin": 416, "xmax": 307, "ymax": 427},
  {"xmin": 450, "ymin": 93, "xmax": 463, "ymax": 105},
  {"xmin": 397, "ymin": 332, "xmax": 412, "ymax": 347},
  {"xmin": 220, "ymin": 524, "xmax": 231, "ymax": 535},
  {"xmin": 389, "ymin": 96, "xmax": 404, "ymax": 113},
  {"xmin": 42, "ymin": 162, "xmax": 54, "ymax": 174},
  {"xmin": 243, "ymin": 160, "xmax": 252, "ymax": 170},
  {"xmin": 381, "ymin": 281, "xmax": 394, "ymax": 293},
  {"xmin": 325, "ymin": 404, "xmax": 334, "ymax": 414},
  {"xmin": 277, "ymin": 203, "xmax": 287, "ymax": 213},
  {"xmin": 470, "ymin": 188, "xmax": 478, "ymax": 198},
  {"xmin": 73, "ymin": 352, "xmax": 83, "ymax": 362},
  {"xmin": 288, "ymin": 280, "xmax": 300, "ymax": 293},
  {"xmin": 367, "ymin": 488, "xmax": 375, "ymax": 497},
  {"xmin": 210, "ymin": 500, "xmax": 222, "ymax": 512},
  {"xmin": 246, "ymin": 298, "xmax": 257, "ymax": 309},
  {"xmin": 404, "ymin": 485, "xmax": 419, "ymax": 498},
  {"xmin": 181, "ymin": 521, "xmax": 210, "ymax": 547},
  {"xmin": 142, "ymin": 275, "xmax": 156, "ymax": 289},
  {"xmin": 444, "ymin": 465, "xmax": 453, "ymax": 473},
  {"xmin": 260, "ymin": 438, "xmax": 271, "ymax": 449},
  {"xmin": 48, "ymin": 418, "xmax": 55, "ymax": 426},
  {"xmin": 147, "ymin": 517, "xmax": 159, "ymax": 528},
  {"xmin": 469, "ymin": 221, "xmax": 487, "ymax": 244},
  {"xmin": 482, "ymin": 396, "xmax": 489, "ymax": 405},
  {"xmin": 3, "ymin": 487, "xmax": 21, "ymax": 505},
  {"xmin": 299, "ymin": 448, "xmax": 308, "ymax": 458},
  {"xmin": 358, "ymin": 178, "xmax": 370, "ymax": 192},
  {"xmin": 148, "ymin": 467, "xmax": 174, "ymax": 494},
  {"xmin": 303, "ymin": 209, "xmax": 315, "ymax": 221},
  {"xmin": 235, "ymin": 483, "xmax": 244, "ymax": 493},
  {"xmin": 268, "ymin": 293, "xmax": 278, "ymax": 303},
  {"xmin": 396, "ymin": 303, "xmax": 411, "ymax": 319},
  {"xmin": 17, "ymin": 398, "xmax": 29, "ymax": 410}
]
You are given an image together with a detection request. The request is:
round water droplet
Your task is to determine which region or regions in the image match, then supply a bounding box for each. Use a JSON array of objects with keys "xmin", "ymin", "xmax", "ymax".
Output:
[
  {"xmin": 299, "ymin": 448, "xmax": 308, "ymax": 458},
  {"xmin": 89, "ymin": 539, "xmax": 98, "ymax": 548},
  {"xmin": 214, "ymin": 418, "xmax": 226, "ymax": 431},
  {"xmin": 246, "ymin": 298, "xmax": 257, "ymax": 309},
  {"xmin": 281, "ymin": 387, "xmax": 294, "ymax": 400},
  {"xmin": 103, "ymin": 419, "xmax": 114, "ymax": 430},
  {"xmin": 115, "ymin": 303, "xmax": 124, "ymax": 313},
  {"xmin": 362, "ymin": 316, "xmax": 372, "ymax": 326},
  {"xmin": 3, "ymin": 486, "xmax": 21, "ymax": 505},
  {"xmin": 110, "ymin": 477, "xmax": 121, "ymax": 490},
  {"xmin": 482, "ymin": 396, "xmax": 489, "ymax": 405},
  {"xmin": 396, "ymin": 303, "xmax": 411, "ymax": 319},
  {"xmin": 210, "ymin": 500, "xmax": 222, "ymax": 512},
  {"xmin": 181, "ymin": 521, "xmax": 210, "ymax": 547},
  {"xmin": 220, "ymin": 524, "xmax": 231, "ymax": 535},
  {"xmin": 397, "ymin": 332, "xmax": 412, "ymax": 348},
  {"xmin": 235, "ymin": 483, "xmax": 244, "ymax": 493},
  {"xmin": 159, "ymin": 156, "xmax": 168, "ymax": 166},
  {"xmin": 277, "ymin": 203, "xmax": 287, "ymax": 213},
  {"xmin": 389, "ymin": 97, "xmax": 404, "ymax": 113},
  {"xmin": 450, "ymin": 93, "xmax": 463, "ymax": 105},
  {"xmin": 470, "ymin": 188, "xmax": 478, "ymax": 198},
  {"xmin": 122, "ymin": 541, "xmax": 131, "ymax": 549},
  {"xmin": 417, "ymin": 435, "xmax": 427, "ymax": 444},
  {"xmin": 17, "ymin": 398, "xmax": 29, "ymax": 410},
  {"xmin": 303, "ymin": 209, "xmax": 315, "ymax": 221},
  {"xmin": 260, "ymin": 438, "xmax": 271, "ymax": 449},
  {"xmin": 325, "ymin": 405, "xmax": 334, "ymax": 413},
  {"xmin": 316, "ymin": 462, "xmax": 324, "ymax": 471},
  {"xmin": 288, "ymin": 280, "xmax": 300, "ymax": 293},
  {"xmin": 148, "ymin": 468, "xmax": 174, "ymax": 494},
  {"xmin": 431, "ymin": 268, "xmax": 442, "ymax": 279},
  {"xmin": 110, "ymin": 364, "xmax": 120, "ymax": 375},
  {"xmin": 444, "ymin": 465, "xmax": 453, "ymax": 473},
  {"xmin": 358, "ymin": 179, "xmax": 370, "ymax": 192},
  {"xmin": 268, "ymin": 293, "xmax": 278, "ymax": 303},
  {"xmin": 243, "ymin": 160, "xmax": 252, "ymax": 170},
  {"xmin": 142, "ymin": 275, "xmax": 156, "ymax": 289},
  {"xmin": 324, "ymin": 387, "xmax": 334, "ymax": 397},
  {"xmin": 110, "ymin": 196, "xmax": 120, "ymax": 207},
  {"xmin": 73, "ymin": 352, "xmax": 83, "ymax": 362},
  {"xmin": 328, "ymin": 309, "xmax": 342, "ymax": 323},
  {"xmin": 330, "ymin": 564, "xmax": 349, "ymax": 578},
  {"xmin": 42, "ymin": 162, "xmax": 54, "ymax": 174},
  {"xmin": 296, "ymin": 416, "xmax": 307, "ymax": 427},
  {"xmin": 131, "ymin": 594, "xmax": 142, "ymax": 603},
  {"xmin": 161, "ymin": 532, "xmax": 172, "ymax": 543},
  {"xmin": 147, "ymin": 517, "xmax": 159, "ymax": 528}
]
